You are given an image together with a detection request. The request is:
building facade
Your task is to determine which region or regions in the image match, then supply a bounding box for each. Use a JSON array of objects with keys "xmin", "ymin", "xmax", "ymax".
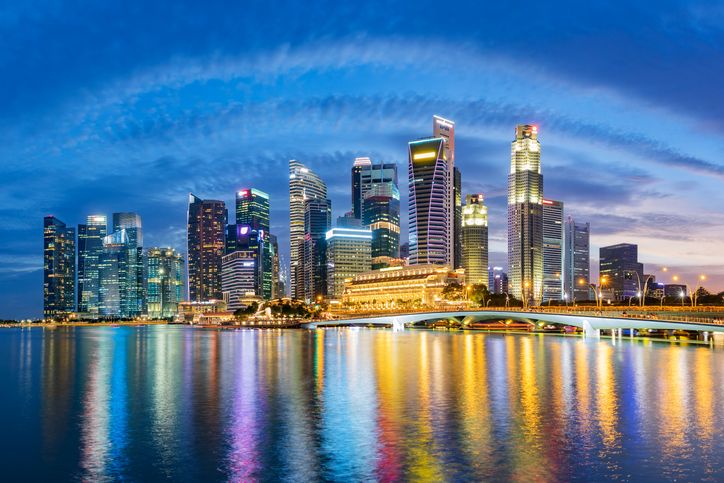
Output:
[
  {"xmin": 187, "ymin": 194, "xmax": 227, "ymax": 302},
  {"xmin": 146, "ymin": 247, "xmax": 184, "ymax": 318},
  {"xmin": 234, "ymin": 188, "xmax": 273, "ymax": 299},
  {"xmin": 599, "ymin": 243, "xmax": 644, "ymax": 301},
  {"xmin": 221, "ymin": 250, "xmax": 257, "ymax": 311},
  {"xmin": 362, "ymin": 183, "xmax": 400, "ymax": 269},
  {"xmin": 112, "ymin": 212, "xmax": 144, "ymax": 317},
  {"xmin": 77, "ymin": 214, "xmax": 107, "ymax": 315},
  {"xmin": 326, "ymin": 228, "xmax": 372, "ymax": 299},
  {"xmin": 489, "ymin": 267, "xmax": 509, "ymax": 295},
  {"xmin": 564, "ymin": 217, "xmax": 590, "ymax": 301},
  {"xmin": 542, "ymin": 199, "xmax": 564, "ymax": 302},
  {"xmin": 289, "ymin": 160, "xmax": 327, "ymax": 299},
  {"xmin": 350, "ymin": 158, "xmax": 398, "ymax": 221},
  {"xmin": 43, "ymin": 216, "xmax": 76, "ymax": 318},
  {"xmin": 461, "ymin": 194, "xmax": 489, "ymax": 285},
  {"xmin": 302, "ymin": 197, "xmax": 331, "ymax": 302},
  {"xmin": 507, "ymin": 124, "xmax": 543, "ymax": 304},
  {"xmin": 408, "ymin": 137, "xmax": 452, "ymax": 266}
]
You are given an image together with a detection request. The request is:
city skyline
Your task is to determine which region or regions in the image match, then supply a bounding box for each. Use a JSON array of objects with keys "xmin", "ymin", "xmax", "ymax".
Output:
[{"xmin": 4, "ymin": 2, "xmax": 724, "ymax": 317}]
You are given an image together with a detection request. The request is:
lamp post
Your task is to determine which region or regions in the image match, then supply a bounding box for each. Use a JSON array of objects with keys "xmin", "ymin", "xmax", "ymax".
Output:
[
  {"xmin": 633, "ymin": 272, "xmax": 654, "ymax": 308},
  {"xmin": 692, "ymin": 274, "xmax": 707, "ymax": 307},
  {"xmin": 523, "ymin": 281, "xmax": 531, "ymax": 310}
]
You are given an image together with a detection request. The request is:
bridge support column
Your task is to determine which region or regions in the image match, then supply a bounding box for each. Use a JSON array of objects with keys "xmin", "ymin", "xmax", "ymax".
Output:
[
  {"xmin": 582, "ymin": 320, "xmax": 599, "ymax": 338},
  {"xmin": 703, "ymin": 331, "xmax": 709, "ymax": 343}
]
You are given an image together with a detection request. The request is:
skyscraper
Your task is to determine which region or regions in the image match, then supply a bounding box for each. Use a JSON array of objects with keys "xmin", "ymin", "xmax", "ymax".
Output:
[
  {"xmin": 599, "ymin": 243, "xmax": 644, "ymax": 301},
  {"xmin": 362, "ymin": 183, "xmax": 400, "ymax": 269},
  {"xmin": 564, "ymin": 217, "xmax": 590, "ymax": 301},
  {"xmin": 432, "ymin": 115, "xmax": 457, "ymax": 267},
  {"xmin": 187, "ymin": 194, "xmax": 227, "ymax": 302},
  {"xmin": 461, "ymin": 194, "xmax": 489, "ymax": 285},
  {"xmin": 508, "ymin": 124, "xmax": 543, "ymax": 303},
  {"xmin": 289, "ymin": 160, "xmax": 327, "ymax": 299},
  {"xmin": 43, "ymin": 216, "xmax": 75, "ymax": 318},
  {"xmin": 542, "ymin": 199, "xmax": 564, "ymax": 302},
  {"xmin": 326, "ymin": 227, "xmax": 372, "ymax": 299},
  {"xmin": 408, "ymin": 137, "xmax": 452, "ymax": 266},
  {"xmin": 350, "ymin": 158, "xmax": 398, "ymax": 221},
  {"xmin": 453, "ymin": 167, "xmax": 462, "ymax": 269},
  {"xmin": 235, "ymin": 188, "xmax": 272, "ymax": 299},
  {"xmin": 112, "ymin": 212, "xmax": 144, "ymax": 316},
  {"xmin": 302, "ymin": 197, "xmax": 331, "ymax": 302},
  {"xmin": 146, "ymin": 247, "xmax": 184, "ymax": 318},
  {"xmin": 77, "ymin": 214, "xmax": 107, "ymax": 315},
  {"xmin": 221, "ymin": 250, "xmax": 257, "ymax": 311}
]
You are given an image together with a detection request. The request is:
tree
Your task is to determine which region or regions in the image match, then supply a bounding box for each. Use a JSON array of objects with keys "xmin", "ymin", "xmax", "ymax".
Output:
[
  {"xmin": 441, "ymin": 282, "xmax": 464, "ymax": 301},
  {"xmin": 469, "ymin": 284, "xmax": 490, "ymax": 306}
]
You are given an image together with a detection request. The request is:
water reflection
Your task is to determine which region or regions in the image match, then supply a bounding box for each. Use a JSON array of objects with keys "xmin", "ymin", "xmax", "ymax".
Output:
[{"xmin": 0, "ymin": 327, "xmax": 719, "ymax": 481}]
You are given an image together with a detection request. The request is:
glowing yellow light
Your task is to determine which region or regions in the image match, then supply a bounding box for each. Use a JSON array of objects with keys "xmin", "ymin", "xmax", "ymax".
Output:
[{"xmin": 413, "ymin": 151, "xmax": 437, "ymax": 161}]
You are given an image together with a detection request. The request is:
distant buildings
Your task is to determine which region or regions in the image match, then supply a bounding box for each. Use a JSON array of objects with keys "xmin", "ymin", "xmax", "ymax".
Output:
[
  {"xmin": 363, "ymin": 183, "xmax": 400, "ymax": 269},
  {"xmin": 460, "ymin": 194, "xmax": 489, "ymax": 285},
  {"xmin": 508, "ymin": 124, "xmax": 543, "ymax": 304},
  {"xmin": 542, "ymin": 199, "xmax": 564, "ymax": 302},
  {"xmin": 43, "ymin": 216, "xmax": 76, "ymax": 318},
  {"xmin": 187, "ymin": 194, "xmax": 227, "ymax": 302},
  {"xmin": 564, "ymin": 217, "xmax": 590, "ymax": 301},
  {"xmin": 77, "ymin": 214, "xmax": 107, "ymax": 315},
  {"xmin": 146, "ymin": 247, "xmax": 184, "ymax": 318},
  {"xmin": 599, "ymin": 243, "xmax": 644, "ymax": 300},
  {"xmin": 289, "ymin": 160, "xmax": 327, "ymax": 299},
  {"xmin": 489, "ymin": 267, "xmax": 509, "ymax": 295},
  {"xmin": 303, "ymin": 197, "xmax": 332, "ymax": 302},
  {"xmin": 326, "ymin": 227, "xmax": 372, "ymax": 299},
  {"xmin": 232, "ymin": 188, "xmax": 273, "ymax": 299}
]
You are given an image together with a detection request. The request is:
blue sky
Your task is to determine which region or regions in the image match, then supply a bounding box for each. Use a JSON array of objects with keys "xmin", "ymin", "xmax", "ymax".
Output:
[{"xmin": 2, "ymin": 0, "xmax": 724, "ymax": 318}]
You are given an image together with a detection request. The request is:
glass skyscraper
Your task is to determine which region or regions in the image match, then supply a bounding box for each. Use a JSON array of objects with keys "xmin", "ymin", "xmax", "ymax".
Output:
[
  {"xmin": 599, "ymin": 243, "xmax": 644, "ymax": 301},
  {"xmin": 433, "ymin": 115, "xmax": 458, "ymax": 268},
  {"xmin": 508, "ymin": 124, "xmax": 543, "ymax": 303},
  {"xmin": 234, "ymin": 188, "xmax": 272, "ymax": 299},
  {"xmin": 362, "ymin": 182, "xmax": 400, "ymax": 269},
  {"xmin": 146, "ymin": 247, "xmax": 184, "ymax": 319},
  {"xmin": 350, "ymin": 157, "xmax": 398, "ymax": 221},
  {"xmin": 289, "ymin": 160, "xmax": 327, "ymax": 299},
  {"xmin": 187, "ymin": 194, "xmax": 227, "ymax": 302},
  {"xmin": 542, "ymin": 199, "xmax": 564, "ymax": 302},
  {"xmin": 326, "ymin": 228, "xmax": 372, "ymax": 299},
  {"xmin": 77, "ymin": 214, "xmax": 107, "ymax": 315},
  {"xmin": 43, "ymin": 216, "xmax": 75, "ymax": 318},
  {"xmin": 564, "ymin": 217, "xmax": 590, "ymax": 301},
  {"xmin": 112, "ymin": 212, "xmax": 144, "ymax": 317},
  {"xmin": 303, "ymin": 197, "xmax": 331, "ymax": 302},
  {"xmin": 461, "ymin": 194, "xmax": 489, "ymax": 285}
]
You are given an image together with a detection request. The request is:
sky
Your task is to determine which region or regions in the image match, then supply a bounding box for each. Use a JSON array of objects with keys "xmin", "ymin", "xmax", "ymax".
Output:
[{"xmin": 2, "ymin": 0, "xmax": 724, "ymax": 318}]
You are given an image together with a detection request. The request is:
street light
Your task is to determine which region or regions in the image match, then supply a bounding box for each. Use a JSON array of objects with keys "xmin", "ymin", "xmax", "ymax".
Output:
[{"xmin": 633, "ymin": 272, "xmax": 654, "ymax": 308}]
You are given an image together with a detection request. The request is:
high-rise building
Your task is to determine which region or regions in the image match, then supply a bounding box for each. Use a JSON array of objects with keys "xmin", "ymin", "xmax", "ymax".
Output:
[
  {"xmin": 408, "ymin": 137, "xmax": 453, "ymax": 266},
  {"xmin": 599, "ymin": 243, "xmax": 644, "ymax": 301},
  {"xmin": 564, "ymin": 217, "xmax": 590, "ymax": 302},
  {"xmin": 187, "ymin": 194, "xmax": 227, "ymax": 302},
  {"xmin": 453, "ymin": 167, "xmax": 462, "ymax": 269},
  {"xmin": 302, "ymin": 197, "xmax": 331, "ymax": 302},
  {"xmin": 146, "ymin": 247, "xmax": 184, "ymax": 319},
  {"xmin": 542, "ymin": 199, "xmax": 564, "ymax": 302},
  {"xmin": 337, "ymin": 211, "xmax": 362, "ymax": 228},
  {"xmin": 461, "ymin": 194, "xmax": 489, "ymax": 285},
  {"xmin": 432, "ymin": 115, "xmax": 458, "ymax": 267},
  {"xmin": 234, "ymin": 188, "xmax": 272, "ymax": 299},
  {"xmin": 488, "ymin": 267, "xmax": 509, "ymax": 295},
  {"xmin": 351, "ymin": 158, "xmax": 398, "ymax": 221},
  {"xmin": 507, "ymin": 124, "xmax": 543, "ymax": 304},
  {"xmin": 112, "ymin": 212, "xmax": 144, "ymax": 316},
  {"xmin": 269, "ymin": 233, "xmax": 281, "ymax": 298},
  {"xmin": 43, "ymin": 216, "xmax": 76, "ymax": 318},
  {"xmin": 363, "ymin": 183, "xmax": 400, "ymax": 269},
  {"xmin": 289, "ymin": 160, "xmax": 327, "ymax": 299},
  {"xmin": 77, "ymin": 214, "xmax": 107, "ymax": 315},
  {"xmin": 221, "ymin": 250, "xmax": 257, "ymax": 311},
  {"xmin": 325, "ymin": 228, "xmax": 372, "ymax": 299}
]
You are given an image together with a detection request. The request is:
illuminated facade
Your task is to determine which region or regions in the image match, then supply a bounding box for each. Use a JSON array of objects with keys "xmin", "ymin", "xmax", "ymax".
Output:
[
  {"xmin": 326, "ymin": 228, "xmax": 372, "ymax": 299},
  {"xmin": 408, "ymin": 137, "xmax": 452, "ymax": 266},
  {"xmin": 363, "ymin": 183, "xmax": 400, "ymax": 269},
  {"xmin": 461, "ymin": 194, "xmax": 489, "ymax": 285},
  {"xmin": 43, "ymin": 216, "xmax": 76, "ymax": 318},
  {"xmin": 221, "ymin": 250, "xmax": 257, "ymax": 311},
  {"xmin": 112, "ymin": 212, "xmax": 144, "ymax": 317},
  {"xmin": 564, "ymin": 217, "xmax": 590, "ymax": 301},
  {"xmin": 507, "ymin": 124, "xmax": 543, "ymax": 303},
  {"xmin": 77, "ymin": 214, "xmax": 107, "ymax": 315},
  {"xmin": 289, "ymin": 160, "xmax": 327, "ymax": 299},
  {"xmin": 599, "ymin": 243, "xmax": 643, "ymax": 301},
  {"xmin": 234, "ymin": 188, "xmax": 272, "ymax": 299},
  {"xmin": 342, "ymin": 265, "xmax": 465, "ymax": 307},
  {"xmin": 187, "ymin": 194, "xmax": 227, "ymax": 302},
  {"xmin": 542, "ymin": 199, "xmax": 564, "ymax": 302},
  {"xmin": 146, "ymin": 247, "xmax": 184, "ymax": 318},
  {"xmin": 236, "ymin": 188, "xmax": 269, "ymax": 231},
  {"xmin": 302, "ymin": 197, "xmax": 331, "ymax": 302},
  {"xmin": 433, "ymin": 115, "xmax": 460, "ymax": 269}
]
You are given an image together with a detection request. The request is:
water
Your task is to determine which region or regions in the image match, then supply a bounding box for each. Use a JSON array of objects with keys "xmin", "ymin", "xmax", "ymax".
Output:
[{"xmin": 1, "ymin": 326, "xmax": 722, "ymax": 481}]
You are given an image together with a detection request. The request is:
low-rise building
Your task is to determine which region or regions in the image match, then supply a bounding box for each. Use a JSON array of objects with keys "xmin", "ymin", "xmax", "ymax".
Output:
[{"xmin": 176, "ymin": 300, "xmax": 230, "ymax": 324}]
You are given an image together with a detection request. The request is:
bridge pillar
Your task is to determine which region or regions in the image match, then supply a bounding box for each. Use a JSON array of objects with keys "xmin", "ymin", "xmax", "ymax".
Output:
[
  {"xmin": 703, "ymin": 331, "xmax": 709, "ymax": 343},
  {"xmin": 391, "ymin": 318, "xmax": 405, "ymax": 331},
  {"xmin": 582, "ymin": 320, "xmax": 599, "ymax": 338}
]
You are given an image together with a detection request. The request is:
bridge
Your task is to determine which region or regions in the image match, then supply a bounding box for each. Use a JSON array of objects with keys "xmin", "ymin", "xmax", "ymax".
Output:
[{"xmin": 302, "ymin": 310, "xmax": 724, "ymax": 336}]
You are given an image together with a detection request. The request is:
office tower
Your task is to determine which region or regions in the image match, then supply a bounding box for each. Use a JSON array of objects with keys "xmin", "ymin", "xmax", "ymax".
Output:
[
  {"xmin": 187, "ymin": 194, "xmax": 227, "ymax": 302},
  {"xmin": 564, "ymin": 217, "xmax": 590, "ymax": 301},
  {"xmin": 508, "ymin": 124, "xmax": 543, "ymax": 303},
  {"xmin": 350, "ymin": 158, "xmax": 398, "ymax": 221},
  {"xmin": 461, "ymin": 194, "xmax": 489, "ymax": 285},
  {"xmin": 98, "ymin": 229, "xmax": 124, "ymax": 317},
  {"xmin": 225, "ymin": 223, "xmax": 272, "ymax": 299},
  {"xmin": 400, "ymin": 242, "xmax": 410, "ymax": 261},
  {"xmin": 488, "ymin": 267, "xmax": 509, "ymax": 295},
  {"xmin": 302, "ymin": 197, "xmax": 331, "ymax": 302},
  {"xmin": 43, "ymin": 216, "xmax": 76, "ymax": 318},
  {"xmin": 326, "ymin": 227, "xmax": 372, "ymax": 299},
  {"xmin": 363, "ymin": 183, "xmax": 400, "ymax": 269},
  {"xmin": 408, "ymin": 137, "xmax": 453, "ymax": 266},
  {"xmin": 236, "ymin": 188, "xmax": 270, "ymax": 232},
  {"xmin": 453, "ymin": 167, "xmax": 462, "ymax": 269},
  {"xmin": 77, "ymin": 214, "xmax": 107, "ymax": 315},
  {"xmin": 221, "ymin": 250, "xmax": 257, "ymax": 311},
  {"xmin": 235, "ymin": 188, "xmax": 272, "ymax": 299},
  {"xmin": 289, "ymin": 160, "xmax": 327, "ymax": 299},
  {"xmin": 146, "ymin": 247, "xmax": 184, "ymax": 318},
  {"xmin": 599, "ymin": 243, "xmax": 644, "ymax": 301},
  {"xmin": 542, "ymin": 199, "xmax": 564, "ymax": 302},
  {"xmin": 337, "ymin": 211, "xmax": 362, "ymax": 228},
  {"xmin": 432, "ymin": 115, "xmax": 457, "ymax": 266},
  {"xmin": 269, "ymin": 233, "xmax": 280, "ymax": 298},
  {"xmin": 112, "ymin": 212, "xmax": 144, "ymax": 316}
]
